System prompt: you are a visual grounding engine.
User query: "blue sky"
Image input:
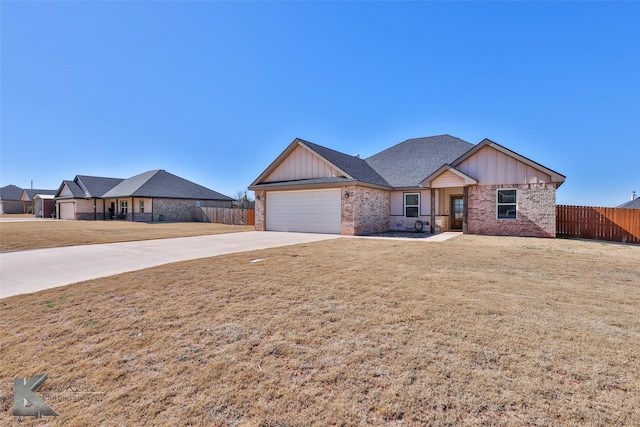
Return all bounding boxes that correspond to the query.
[1,1,638,206]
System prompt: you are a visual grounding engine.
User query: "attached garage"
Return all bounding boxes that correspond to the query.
[266,189,342,234]
[58,202,75,220]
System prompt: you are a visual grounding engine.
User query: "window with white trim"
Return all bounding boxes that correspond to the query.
[405,193,419,218]
[120,201,128,214]
[497,189,517,219]
[139,200,145,213]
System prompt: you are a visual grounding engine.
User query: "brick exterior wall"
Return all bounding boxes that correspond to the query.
[152,198,231,222]
[467,183,557,238]
[254,191,265,231]
[342,186,390,235]
[74,199,99,220]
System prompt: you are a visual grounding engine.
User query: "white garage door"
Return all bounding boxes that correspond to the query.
[59,202,75,220]
[266,189,342,234]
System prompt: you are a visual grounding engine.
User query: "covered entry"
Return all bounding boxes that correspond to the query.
[422,165,477,233]
[266,189,342,234]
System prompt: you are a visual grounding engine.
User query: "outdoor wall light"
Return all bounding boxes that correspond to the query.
[344,191,349,198]
[255,195,261,201]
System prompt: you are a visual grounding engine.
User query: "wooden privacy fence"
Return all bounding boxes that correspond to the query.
[195,207,255,226]
[556,205,640,244]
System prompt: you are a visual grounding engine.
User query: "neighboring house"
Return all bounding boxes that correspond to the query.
[617,193,640,209]
[55,170,233,221]
[249,135,566,237]
[0,185,25,214]
[21,189,57,217]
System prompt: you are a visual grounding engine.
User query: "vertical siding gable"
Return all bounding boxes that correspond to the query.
[458,146,550,185]
[264,146,343,182]
[59,184,73,197]
[431,170,466,188]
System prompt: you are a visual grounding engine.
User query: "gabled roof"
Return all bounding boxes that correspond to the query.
[618,197,640,209]
[22,189,57,200]
[365,135,474,188]
[102,170,233,200]
[76,175,125,197]
[54,175,124,199]
[421,165,478,187]
[301,140,391,187]
[251,134,566,191]
[250,138,390,189]
[55,180,86,198]
[0,185,24,201]
[452,138,566,185]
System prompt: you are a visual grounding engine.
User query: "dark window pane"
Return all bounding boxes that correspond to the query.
[498,204,517,219]
[406,207,419,217]
[498,190,516,204]
[405,194,419,206]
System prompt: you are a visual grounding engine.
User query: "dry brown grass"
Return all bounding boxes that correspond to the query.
[0,220,252,252]
[1,235,639,426]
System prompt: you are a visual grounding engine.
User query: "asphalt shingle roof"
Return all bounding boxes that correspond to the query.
[102,170,233,200]
[365,135,475,188]
[76,175,125,197]
[301,140,391,187]
[57,180,86,198]
[23,189,57,199]
[0,185,24,200]
[618,197,640,209]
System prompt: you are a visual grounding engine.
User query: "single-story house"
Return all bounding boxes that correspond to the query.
[55,169,233,221]
[0,185,25,214]
[21,189,57,217]
[248,135,566,237]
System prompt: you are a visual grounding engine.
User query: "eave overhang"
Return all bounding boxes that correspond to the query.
[249,177,391,192]
[420,165,478,188]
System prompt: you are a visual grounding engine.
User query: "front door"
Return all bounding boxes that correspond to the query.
[450,196,464,230]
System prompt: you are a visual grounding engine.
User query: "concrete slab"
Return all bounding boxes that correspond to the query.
[0,231,340,299]
[1,230,461,300]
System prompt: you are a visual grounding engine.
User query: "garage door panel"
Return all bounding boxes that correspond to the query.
[59,202,74,220]
[266,190,341,234]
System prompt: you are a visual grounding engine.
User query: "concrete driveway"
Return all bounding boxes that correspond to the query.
[0,231,340,299]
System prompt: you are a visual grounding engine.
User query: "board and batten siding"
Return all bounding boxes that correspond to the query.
[457,146,550,185]
[265,145,344,182]
[431,170,466,188]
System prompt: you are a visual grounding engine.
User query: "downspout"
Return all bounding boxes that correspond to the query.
[132,197,135,221]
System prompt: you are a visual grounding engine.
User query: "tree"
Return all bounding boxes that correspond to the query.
[233,190,255,209]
